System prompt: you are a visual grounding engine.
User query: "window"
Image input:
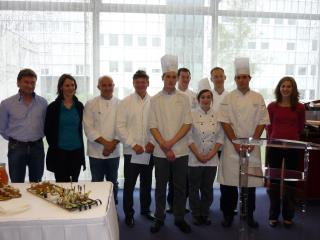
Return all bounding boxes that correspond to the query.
[124,34,133,46]
[109,34,118,46]
[124,61,132,72]
[248,42,256,49]
[286,42,295,50]
[274,18,283,24]
[311,65,317,76]
[300,89,306,100]
[261,42,269,49]
[298,66,307,75]
[138,36,147,46]
[109,61,118,72]
[152,68,161,73]
[152,37,161,47]
[312,40,318,51]
[287,19,296,25]
[310,89,315,100]
[261,18,270,24]
[76,65,84,75]
[285,64,295,75]
[100,34,104,46]
[41,68,49,75]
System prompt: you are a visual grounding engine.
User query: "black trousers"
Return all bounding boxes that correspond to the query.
[54,148,83,182]
[266,147,299,221]
[154,156,188,222]
[123,154,154,217]
[220,184,256,218]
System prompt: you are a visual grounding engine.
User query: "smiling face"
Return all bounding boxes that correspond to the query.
[133,77,149,97]
[199,91,213,110]
[98,76,114,99]
[178,70,191,91]
[17,76,36,95]
[211,68,226,89]
[162,71,177,92]
[280,80,293,99]
[61,78,76,98]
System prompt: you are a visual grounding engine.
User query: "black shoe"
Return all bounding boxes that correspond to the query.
[247,217,259,228]
[268,219,278,228]
[283,219,293,229]
[125,216,135,228]
[166,207,173,214]
[185,208,190,213]
[221,215,233,228]
[192,216,202,226]
[174,220,192,233]
[141,212,155,221]
[233,209,238,215]
[150,220,164,233]
[201,216,212,225]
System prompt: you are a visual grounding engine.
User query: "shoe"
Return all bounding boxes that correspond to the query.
[247,217,259,228]
[283,219,293,229]
[174,220,192,233]
[125,216,135,228]
[201,216,212,225]
[233,209,238,215]
[192,216,202,226]
[166,207,173,214]
[268,219,278,228]
[141,212,155,221]
[185,208,190,213]
[150,220,163,233]
[221,215,233,228]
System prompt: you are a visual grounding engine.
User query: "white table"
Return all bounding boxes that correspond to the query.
[0,182,119,240]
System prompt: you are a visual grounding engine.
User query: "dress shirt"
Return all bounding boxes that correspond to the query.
[188,107,224,167]
[0,92,47,141]
[149,89,192,158]
[83,96,120,159]
[116,92,154,155]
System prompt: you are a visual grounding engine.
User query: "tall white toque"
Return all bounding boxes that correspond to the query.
[161,54,178,74]
[234,57,250,76]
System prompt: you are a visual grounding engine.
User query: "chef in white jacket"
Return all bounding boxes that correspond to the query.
[116,70,155,228]
[217,58,270,228]
[83,75,120,204]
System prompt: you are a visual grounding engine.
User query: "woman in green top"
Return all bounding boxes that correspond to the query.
[45,74,85,182]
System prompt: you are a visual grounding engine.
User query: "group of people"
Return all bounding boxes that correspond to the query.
[0,55,305,234]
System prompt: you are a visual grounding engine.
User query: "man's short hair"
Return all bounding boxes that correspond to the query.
[133,70,149,81]
[17,68,37,81]
[210,67,224,75]
[177,67,191,77]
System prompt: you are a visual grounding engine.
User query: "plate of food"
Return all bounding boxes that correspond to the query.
[0,182,21,201]
[27,181,102,211]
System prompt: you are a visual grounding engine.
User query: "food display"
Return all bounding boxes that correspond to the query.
[0,182,22,201]
[27,181,102,211]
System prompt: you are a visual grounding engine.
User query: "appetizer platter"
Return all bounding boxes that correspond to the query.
[27,181,102,211]
[0,182,22,201]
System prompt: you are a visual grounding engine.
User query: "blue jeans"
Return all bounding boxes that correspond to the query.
[89,157,120,204]
[7,139,45,183]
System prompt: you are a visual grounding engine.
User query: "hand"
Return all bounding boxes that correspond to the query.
[145,142,154,154]
[104,140,116,153]
[166,149,176,162]
[132,144,144,154]
[233,143,241,153]
[160,140,174,152]
[102,148,111,157]
[196,154,207,163]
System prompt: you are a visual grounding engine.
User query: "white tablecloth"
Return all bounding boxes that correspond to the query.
[0,182,119,240]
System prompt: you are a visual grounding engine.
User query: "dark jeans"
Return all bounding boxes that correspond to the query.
[154,155,188,222]
[266,147,299,221]
[123,154,154,217]
[188,166,217,217]
[54,148,83,182]
[89,157,120,204]
[8,139,44,183]
[220,184,256,218]
[167,167,189,209]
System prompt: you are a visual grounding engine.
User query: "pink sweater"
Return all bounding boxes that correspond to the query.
[267,102,305,140]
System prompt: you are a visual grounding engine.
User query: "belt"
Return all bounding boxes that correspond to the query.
[9,137,42,146]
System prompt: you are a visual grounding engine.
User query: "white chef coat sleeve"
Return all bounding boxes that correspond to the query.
[217,94,231,124]
[216,122,225,145]
[148,97,158,129]
[257,95,270,126]
[83,100,102,142]
[116,99,135,147]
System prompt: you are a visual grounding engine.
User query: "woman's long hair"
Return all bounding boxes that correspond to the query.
[274,76,299,110]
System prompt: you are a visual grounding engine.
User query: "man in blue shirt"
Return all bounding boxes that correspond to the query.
[0,69,47,183]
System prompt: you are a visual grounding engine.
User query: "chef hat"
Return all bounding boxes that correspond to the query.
[161,54,178,74]
[234,57,250,76]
